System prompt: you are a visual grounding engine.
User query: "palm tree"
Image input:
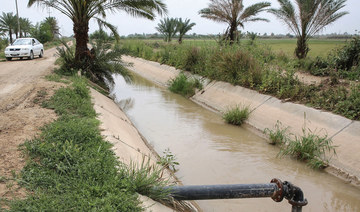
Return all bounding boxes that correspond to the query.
[19,18,32,37]
[199,0,271,44]
[156,17,178,42]
[269,0,348,59]
[28,0,167,64]
[176,18,196,44]
[0,12,17,43]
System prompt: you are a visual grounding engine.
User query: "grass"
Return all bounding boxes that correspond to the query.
[222,105,250,126]
[265,121,336,169]
[168,73,202,97]
[3,76,171,211]
[279,127,336,169]
[264,121,290,145]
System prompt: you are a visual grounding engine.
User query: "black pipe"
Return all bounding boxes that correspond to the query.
[161,179,307,211]
[166,183,278,200]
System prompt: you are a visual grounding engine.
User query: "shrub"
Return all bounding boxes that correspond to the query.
[279,127,336,169]
[223,105,250,126]
[264,121,289,145]
[157,148,180,172]
[212,48,262,88]
[168,73,202,97]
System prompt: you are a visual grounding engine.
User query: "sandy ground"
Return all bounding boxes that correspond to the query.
[0,48,62,201]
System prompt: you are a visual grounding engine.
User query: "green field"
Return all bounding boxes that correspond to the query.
[149,38,348,58]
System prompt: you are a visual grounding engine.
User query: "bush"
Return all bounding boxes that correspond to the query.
[264,121,289,145]
[212,48,262,88]
[168,73,202,97]
[279,127,336,169]
[223,105,250,126]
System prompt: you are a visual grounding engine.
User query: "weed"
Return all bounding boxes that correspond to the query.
[127,157,172,201]
[223,105,250,126]
[264,121,290,145]
[157,149,180,172]
[168,73,202,97]
[279,127,336,169]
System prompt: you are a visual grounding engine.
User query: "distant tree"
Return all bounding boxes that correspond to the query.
[31,21,52,43]
[0,12,17,43]
[269,0,348,59]
[156,17,178,42]
[176,18,196,44]
[199,0,271,44]
[44,17,60,39]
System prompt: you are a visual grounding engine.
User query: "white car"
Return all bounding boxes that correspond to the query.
[4,38,44,61]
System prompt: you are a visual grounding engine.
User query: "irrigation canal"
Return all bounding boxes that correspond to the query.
[110,73,360,212]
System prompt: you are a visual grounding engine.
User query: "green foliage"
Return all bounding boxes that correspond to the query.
[157,149,180,172]
[168,73,202,97]
[264,121,289,145]
[30,22,53,43]
[309,84,360,120]
[304,37,360,80]
[223,105,250,126]
[279,127,336,169]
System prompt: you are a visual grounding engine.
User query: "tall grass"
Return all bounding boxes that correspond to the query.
[266,121,336,169]
[222,105,250,126]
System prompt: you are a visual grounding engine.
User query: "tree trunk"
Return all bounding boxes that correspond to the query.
[9,29,13,43]
[228,23,237,45]
[73,20,90,65]
[295,35,309,59]
[178,36,183,44]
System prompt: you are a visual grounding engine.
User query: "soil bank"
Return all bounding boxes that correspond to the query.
[122,55,360,187]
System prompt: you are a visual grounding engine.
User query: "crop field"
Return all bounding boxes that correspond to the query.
[181,38,347,58]
[137,38,348,58]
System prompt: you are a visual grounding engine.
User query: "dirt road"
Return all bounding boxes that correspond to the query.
[0,47,61,200]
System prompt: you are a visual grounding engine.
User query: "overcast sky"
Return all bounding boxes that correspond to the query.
[2,0,360,37]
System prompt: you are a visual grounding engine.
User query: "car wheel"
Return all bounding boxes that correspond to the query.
[28,51,34,60]
[6,57,12,61]
[19,57,23,60]
[39,50,44,58]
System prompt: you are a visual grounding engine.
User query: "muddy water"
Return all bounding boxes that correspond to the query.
[111,74,360,212]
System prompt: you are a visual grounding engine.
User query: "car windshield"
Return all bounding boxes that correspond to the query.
[12,39,32,45]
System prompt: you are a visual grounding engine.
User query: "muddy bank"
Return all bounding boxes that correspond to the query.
[122,55,360,187]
